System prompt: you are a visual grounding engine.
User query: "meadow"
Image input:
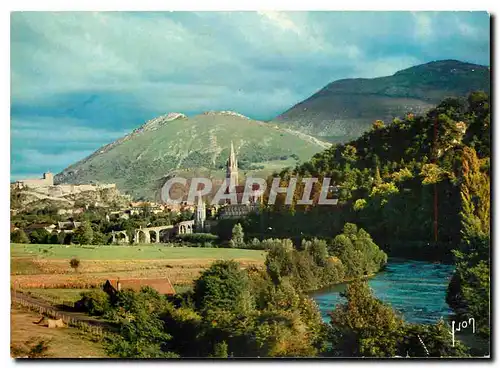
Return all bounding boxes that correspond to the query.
[11,243,266,304]
[11,243,266,261]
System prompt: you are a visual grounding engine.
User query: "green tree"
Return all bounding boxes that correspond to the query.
[303,238,329,267]
[73,221,94,245]
[447,146,490,338]
[11,229,29,243]
[29,229,50,244]
[229,223,245,248]
[341,145,357,163]
[372,120,385,130]
[77,289,110,315]
[193,260,252,315]
[329,281,405,357]
[210,341,229,358]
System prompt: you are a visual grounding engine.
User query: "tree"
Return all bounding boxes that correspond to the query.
[459,147,490,244]
[91,231,109,245]
[265,240,295,285]
[303,238,329,267]
[70,257,80,272]
[229,223,245,248]
[210,341,229,358]
[77,289,110,315]
[329,224,387,278]
[104,288,177,358]
[73,221,94,245]
[353,199,367,211]
[29,229,50,244]
[329,280,404,357]
[11,229,29,243]
[193,260,252,315]
[341,145,357,163]
[372,120,385,130]
[447,146,490,338]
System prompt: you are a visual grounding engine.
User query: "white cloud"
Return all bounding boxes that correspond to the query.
[258,11,302,34]
[412,12,434,41]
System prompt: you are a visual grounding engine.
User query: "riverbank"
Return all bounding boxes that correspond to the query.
[310,258,455,325]
[381,241,456,264]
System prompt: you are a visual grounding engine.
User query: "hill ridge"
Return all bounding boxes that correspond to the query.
[55,113,329,200]
[274,59,490,142]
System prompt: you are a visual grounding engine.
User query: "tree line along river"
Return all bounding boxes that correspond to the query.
[310,258,455,324]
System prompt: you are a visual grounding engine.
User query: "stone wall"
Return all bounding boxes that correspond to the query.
[16,172,54,188]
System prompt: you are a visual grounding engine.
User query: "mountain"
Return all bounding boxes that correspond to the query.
[273,60,490,142]
[55,111,329,200]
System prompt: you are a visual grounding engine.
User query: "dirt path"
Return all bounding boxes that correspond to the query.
[11,305,106,358]
[11,291,111,329]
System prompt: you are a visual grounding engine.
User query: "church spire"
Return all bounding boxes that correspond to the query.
[226,141,239,189]
[229,141,236,167]
[195,190,206,232]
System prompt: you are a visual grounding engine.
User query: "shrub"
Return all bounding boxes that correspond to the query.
[69,258,80,272]
[11,229,29,243]
[11,338,52,358]
[248,238,264,250]
[77,289,111,316]
[176,233,219,244]
[229,224,245,248]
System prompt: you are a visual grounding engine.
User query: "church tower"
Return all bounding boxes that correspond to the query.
[195,191,206,232]
[226,141,239,189]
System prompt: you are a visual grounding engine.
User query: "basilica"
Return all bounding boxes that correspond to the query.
[195,142,262,229]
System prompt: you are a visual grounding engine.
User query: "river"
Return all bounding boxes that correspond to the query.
[310,258,455,324]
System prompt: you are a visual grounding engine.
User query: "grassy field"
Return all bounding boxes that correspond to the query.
[19,288,94,305]
[12,243,266,261]
[10,243,266,355]
[11,243,266,290]
[11,305,106,358]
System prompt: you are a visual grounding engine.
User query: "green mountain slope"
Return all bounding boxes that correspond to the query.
[274,60,490,142]
[55,111,329,200]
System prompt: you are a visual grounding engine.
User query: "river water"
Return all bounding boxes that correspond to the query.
[310,258,455,324]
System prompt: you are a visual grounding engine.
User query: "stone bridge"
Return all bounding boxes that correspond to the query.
[134,225,175,244]
[176,220,194,235]
[111,220,195,245]
[111,230,129,244]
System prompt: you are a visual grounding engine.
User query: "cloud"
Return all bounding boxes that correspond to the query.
[10,11,490,179]
[412,12,434,41]
[11,148,95,177]
[10,116,128,179]
[11,117,129,142]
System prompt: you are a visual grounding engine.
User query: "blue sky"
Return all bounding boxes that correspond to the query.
[10,11,490,181]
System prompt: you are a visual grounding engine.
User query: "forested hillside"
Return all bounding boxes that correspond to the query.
[248,91,489,253]
[249,90,490,341]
